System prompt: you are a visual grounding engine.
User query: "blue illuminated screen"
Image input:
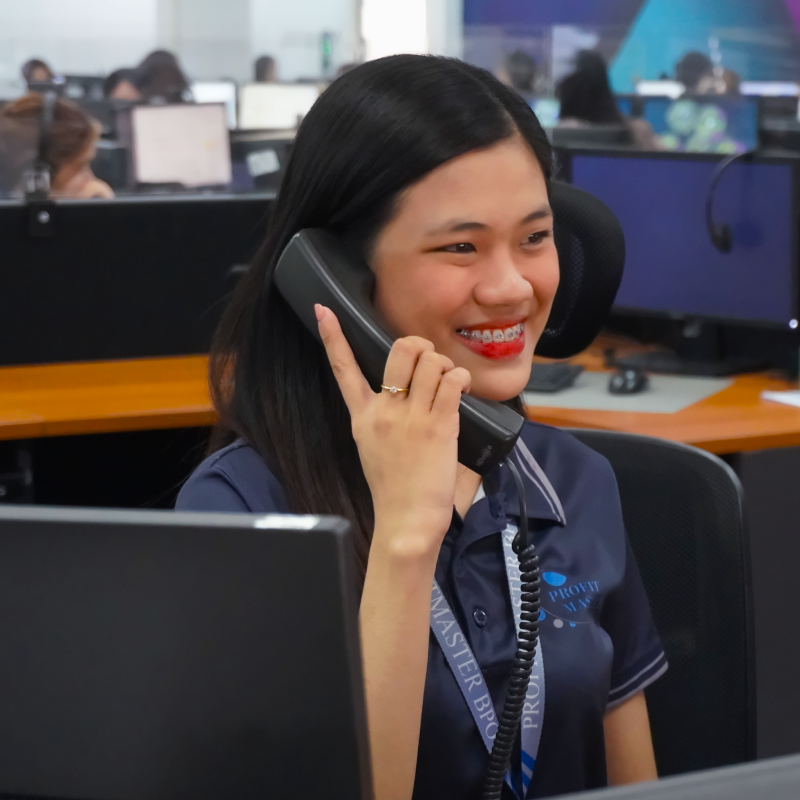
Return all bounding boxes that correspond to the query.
[570,155,796,326]
[641,96,759,154]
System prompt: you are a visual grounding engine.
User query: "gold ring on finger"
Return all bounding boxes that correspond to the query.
[381,384,410,394]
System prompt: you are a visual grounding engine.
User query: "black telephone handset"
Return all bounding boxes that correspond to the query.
[273,229,524,476]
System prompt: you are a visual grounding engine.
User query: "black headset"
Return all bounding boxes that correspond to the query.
[26,88,57,198]
[705,149,754,254]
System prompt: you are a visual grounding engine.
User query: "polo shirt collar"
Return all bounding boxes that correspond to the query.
[491,438,567,528]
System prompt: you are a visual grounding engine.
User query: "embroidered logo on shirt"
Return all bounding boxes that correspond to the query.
[539,572,600,629]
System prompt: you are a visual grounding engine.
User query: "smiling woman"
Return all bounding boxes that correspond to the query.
[176,55,666,800]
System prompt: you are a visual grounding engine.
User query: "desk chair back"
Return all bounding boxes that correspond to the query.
[566,429,755,776]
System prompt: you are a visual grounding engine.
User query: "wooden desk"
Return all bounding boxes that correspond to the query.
[528,372,800,455]
[1,355,799,455]
[0,356,215,441]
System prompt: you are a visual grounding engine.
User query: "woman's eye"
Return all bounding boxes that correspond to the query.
[442,242,476,254]
[524,230,552,247]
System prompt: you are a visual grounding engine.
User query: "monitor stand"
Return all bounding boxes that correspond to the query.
[612,320,768,377]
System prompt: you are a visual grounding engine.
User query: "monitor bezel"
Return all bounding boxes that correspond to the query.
[556,148,800,331]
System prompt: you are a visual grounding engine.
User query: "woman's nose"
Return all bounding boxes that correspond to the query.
[473,250,533,308]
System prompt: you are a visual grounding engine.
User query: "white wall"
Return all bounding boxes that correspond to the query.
[0,0,462,94]
[0,0,157,96]
[250,0,361,81]
[157,0,252,81]
[0,0,361,92]
[361,0,462,62]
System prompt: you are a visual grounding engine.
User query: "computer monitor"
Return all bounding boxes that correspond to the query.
[62,74,106,102]
[568,152,798,330]
[564,753,800,800]
[191,80,238,128]
[640,95,760,153]
[123,102,232,188]
[229,129,294,192]
[239,83,321,130]
[0,193,269,365]
[530,98,560,128]
[76,98,136,138]
[635,79,684,99]
[740,81,800,97]
[0,505,371,800]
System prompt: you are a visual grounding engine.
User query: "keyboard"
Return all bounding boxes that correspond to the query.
[526,362,584,393]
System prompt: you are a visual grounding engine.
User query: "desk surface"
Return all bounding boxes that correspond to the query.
[0,356,214,441]
[0,355,799,454]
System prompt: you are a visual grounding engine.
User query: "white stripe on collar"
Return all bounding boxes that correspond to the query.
[514,438,567,525]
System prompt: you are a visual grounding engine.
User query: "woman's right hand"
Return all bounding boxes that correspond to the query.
[316,304,470,562]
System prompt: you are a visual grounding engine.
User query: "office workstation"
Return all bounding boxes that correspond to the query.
[5,2,800,799]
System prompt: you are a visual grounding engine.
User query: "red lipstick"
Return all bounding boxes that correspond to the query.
[456,321,526,360]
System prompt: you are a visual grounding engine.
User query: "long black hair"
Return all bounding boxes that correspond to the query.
[209,55,552,578]
[558,51,624,125]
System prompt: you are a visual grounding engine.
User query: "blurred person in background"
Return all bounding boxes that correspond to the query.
[697,67,741,96]
[135,50,191,103]
[21,58,55,87]
[675,51,714,93]
[497,50,537,98]
[254,55,278,82]
[104,68,141,101]
[558,51,661,150]
[0,94,113,199]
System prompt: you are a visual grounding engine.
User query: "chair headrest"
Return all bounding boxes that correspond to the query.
[535,181,626,359]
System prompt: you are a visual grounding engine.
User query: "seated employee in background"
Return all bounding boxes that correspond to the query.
[254,54,278,82]
[675,51,714,94]
[696,67,741,96]
[0,95,113,199]
[497,50,538,99]
[177,55,667,800]
[103,68,141,101]
[21,58,55,87]
[135,49,190,103]
[558,51,662,150]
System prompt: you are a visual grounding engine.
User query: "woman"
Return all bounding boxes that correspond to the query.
[103,68,142,101]
[177,55,666,800]
[0,94,113,198]
[135,49,191,104]
[557,51,661,150]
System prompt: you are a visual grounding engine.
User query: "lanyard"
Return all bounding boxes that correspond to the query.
[430,523,545,799]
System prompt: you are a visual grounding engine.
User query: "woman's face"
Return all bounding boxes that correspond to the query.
[371,135,559,402]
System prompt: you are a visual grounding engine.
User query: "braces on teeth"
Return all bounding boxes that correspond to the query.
[458,323,524,344]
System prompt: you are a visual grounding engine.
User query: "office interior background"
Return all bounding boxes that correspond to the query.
[4,1,800,798]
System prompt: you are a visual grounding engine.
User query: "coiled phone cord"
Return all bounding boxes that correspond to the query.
[482,458,541,800]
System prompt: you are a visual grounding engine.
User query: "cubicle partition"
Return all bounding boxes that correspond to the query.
[0,193,270,366]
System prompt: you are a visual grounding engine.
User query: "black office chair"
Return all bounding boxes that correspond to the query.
[566,429,755,776]
[537,180,626,359]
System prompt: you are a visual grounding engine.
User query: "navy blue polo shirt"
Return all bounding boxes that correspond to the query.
[176,421,667,799]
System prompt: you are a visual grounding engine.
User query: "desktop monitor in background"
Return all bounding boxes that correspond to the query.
[568,152,797,331]
[239,83,321,130]
[641,96,759,153]
[62,74,105,102]
[740,81,800,98]
[530,98,560,128]
[191,80,238,128]
[635,80,684,98]
[0,505,371,800]
[126,103,232,188]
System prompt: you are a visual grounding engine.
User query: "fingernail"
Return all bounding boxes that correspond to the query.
[314,303,326,321]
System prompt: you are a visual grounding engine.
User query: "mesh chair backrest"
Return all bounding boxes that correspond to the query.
[537,182,626,359]
[566,429,755,776]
